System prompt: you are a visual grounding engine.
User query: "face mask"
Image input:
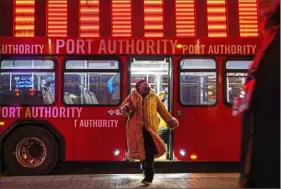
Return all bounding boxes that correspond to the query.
[144,87,150,93]
[140,86,151,95]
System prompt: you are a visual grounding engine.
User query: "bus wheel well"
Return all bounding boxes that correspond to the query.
[1,121,65,162]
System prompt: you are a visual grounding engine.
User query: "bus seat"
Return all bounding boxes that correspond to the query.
[41,86,54,104]
[89,91,99,104]
[78,86,91,104]
[64,74,81,96]
[25,91,44,105]
[84,88,92,104]
[79,86,86,104]
[181,75,201,105]
[64,92,74,104]
[1,91,23,105]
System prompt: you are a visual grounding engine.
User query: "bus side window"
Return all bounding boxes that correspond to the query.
[0,60,56,106]
[225,60,251,104]
[63,60,121,105]
[179,59,217,106]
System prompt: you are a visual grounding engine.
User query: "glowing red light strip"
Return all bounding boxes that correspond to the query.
[14,0,35,37]
[47,0,67,37]
[176,0,196,37]
[79,0,99,37]
[144,0,163,37]
[207,0,227,37]
[238,0,259,37]
[112,0,131,37]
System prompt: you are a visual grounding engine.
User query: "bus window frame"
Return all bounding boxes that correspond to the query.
[178,57,218,107]
[160,75,168,91]
[223,56,254,107]
[62,56,123,107]
[0,56,58,107]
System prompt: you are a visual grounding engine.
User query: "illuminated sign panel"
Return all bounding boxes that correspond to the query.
[79,0,99,37]
[11,0,261,38]
[238,0,259,37]
[207,0,227,37]
[14,0,35,37]
[175,0,196,37]
[47,0,67,37]
[112,0,132,37]
[144,0,164,37]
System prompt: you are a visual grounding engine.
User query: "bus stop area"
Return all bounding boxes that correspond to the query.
[1,173,238,188]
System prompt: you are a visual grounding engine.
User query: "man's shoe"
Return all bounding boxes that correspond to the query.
[141,178,152,186]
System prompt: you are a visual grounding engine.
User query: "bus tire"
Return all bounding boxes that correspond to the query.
[3,126,58,176]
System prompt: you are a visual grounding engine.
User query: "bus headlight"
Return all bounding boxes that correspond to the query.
[114,149,120,156]
[179,149,186,156]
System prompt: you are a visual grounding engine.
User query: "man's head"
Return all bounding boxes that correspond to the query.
[135,79,151,96]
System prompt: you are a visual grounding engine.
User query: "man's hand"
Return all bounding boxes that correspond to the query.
[127,100,134,112]
[168,117,179,130]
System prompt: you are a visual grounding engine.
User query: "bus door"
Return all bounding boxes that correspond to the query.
[172,58,218,161]
[128,57,173,161]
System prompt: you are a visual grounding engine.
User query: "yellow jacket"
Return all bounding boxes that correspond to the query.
[157,90,168,129]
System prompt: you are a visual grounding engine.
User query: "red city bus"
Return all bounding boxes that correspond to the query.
[0,0,262,175]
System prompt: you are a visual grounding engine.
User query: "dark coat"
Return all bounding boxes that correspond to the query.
[240,6,280,188]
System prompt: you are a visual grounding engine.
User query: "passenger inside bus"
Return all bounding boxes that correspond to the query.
[40,80,53,104]
[107,73,120,104]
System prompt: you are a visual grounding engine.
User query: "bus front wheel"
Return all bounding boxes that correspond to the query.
[3,126,58,176]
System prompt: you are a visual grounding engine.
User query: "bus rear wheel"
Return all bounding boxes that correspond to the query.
[3,126,58,176]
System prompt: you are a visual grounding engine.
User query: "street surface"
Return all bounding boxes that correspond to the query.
[1,173,239,188]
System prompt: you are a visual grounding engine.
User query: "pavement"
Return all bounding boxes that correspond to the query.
[0,173,239,188]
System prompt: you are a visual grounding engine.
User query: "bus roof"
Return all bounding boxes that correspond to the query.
[0,37,262,56]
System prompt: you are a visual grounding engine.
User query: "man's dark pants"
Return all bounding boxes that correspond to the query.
[140,127,156,182]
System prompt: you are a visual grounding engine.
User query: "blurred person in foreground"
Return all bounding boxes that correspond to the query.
[233,0,280,188]
[120,80,179,186]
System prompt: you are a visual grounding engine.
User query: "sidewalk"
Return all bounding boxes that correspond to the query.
[0,173,239,188]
